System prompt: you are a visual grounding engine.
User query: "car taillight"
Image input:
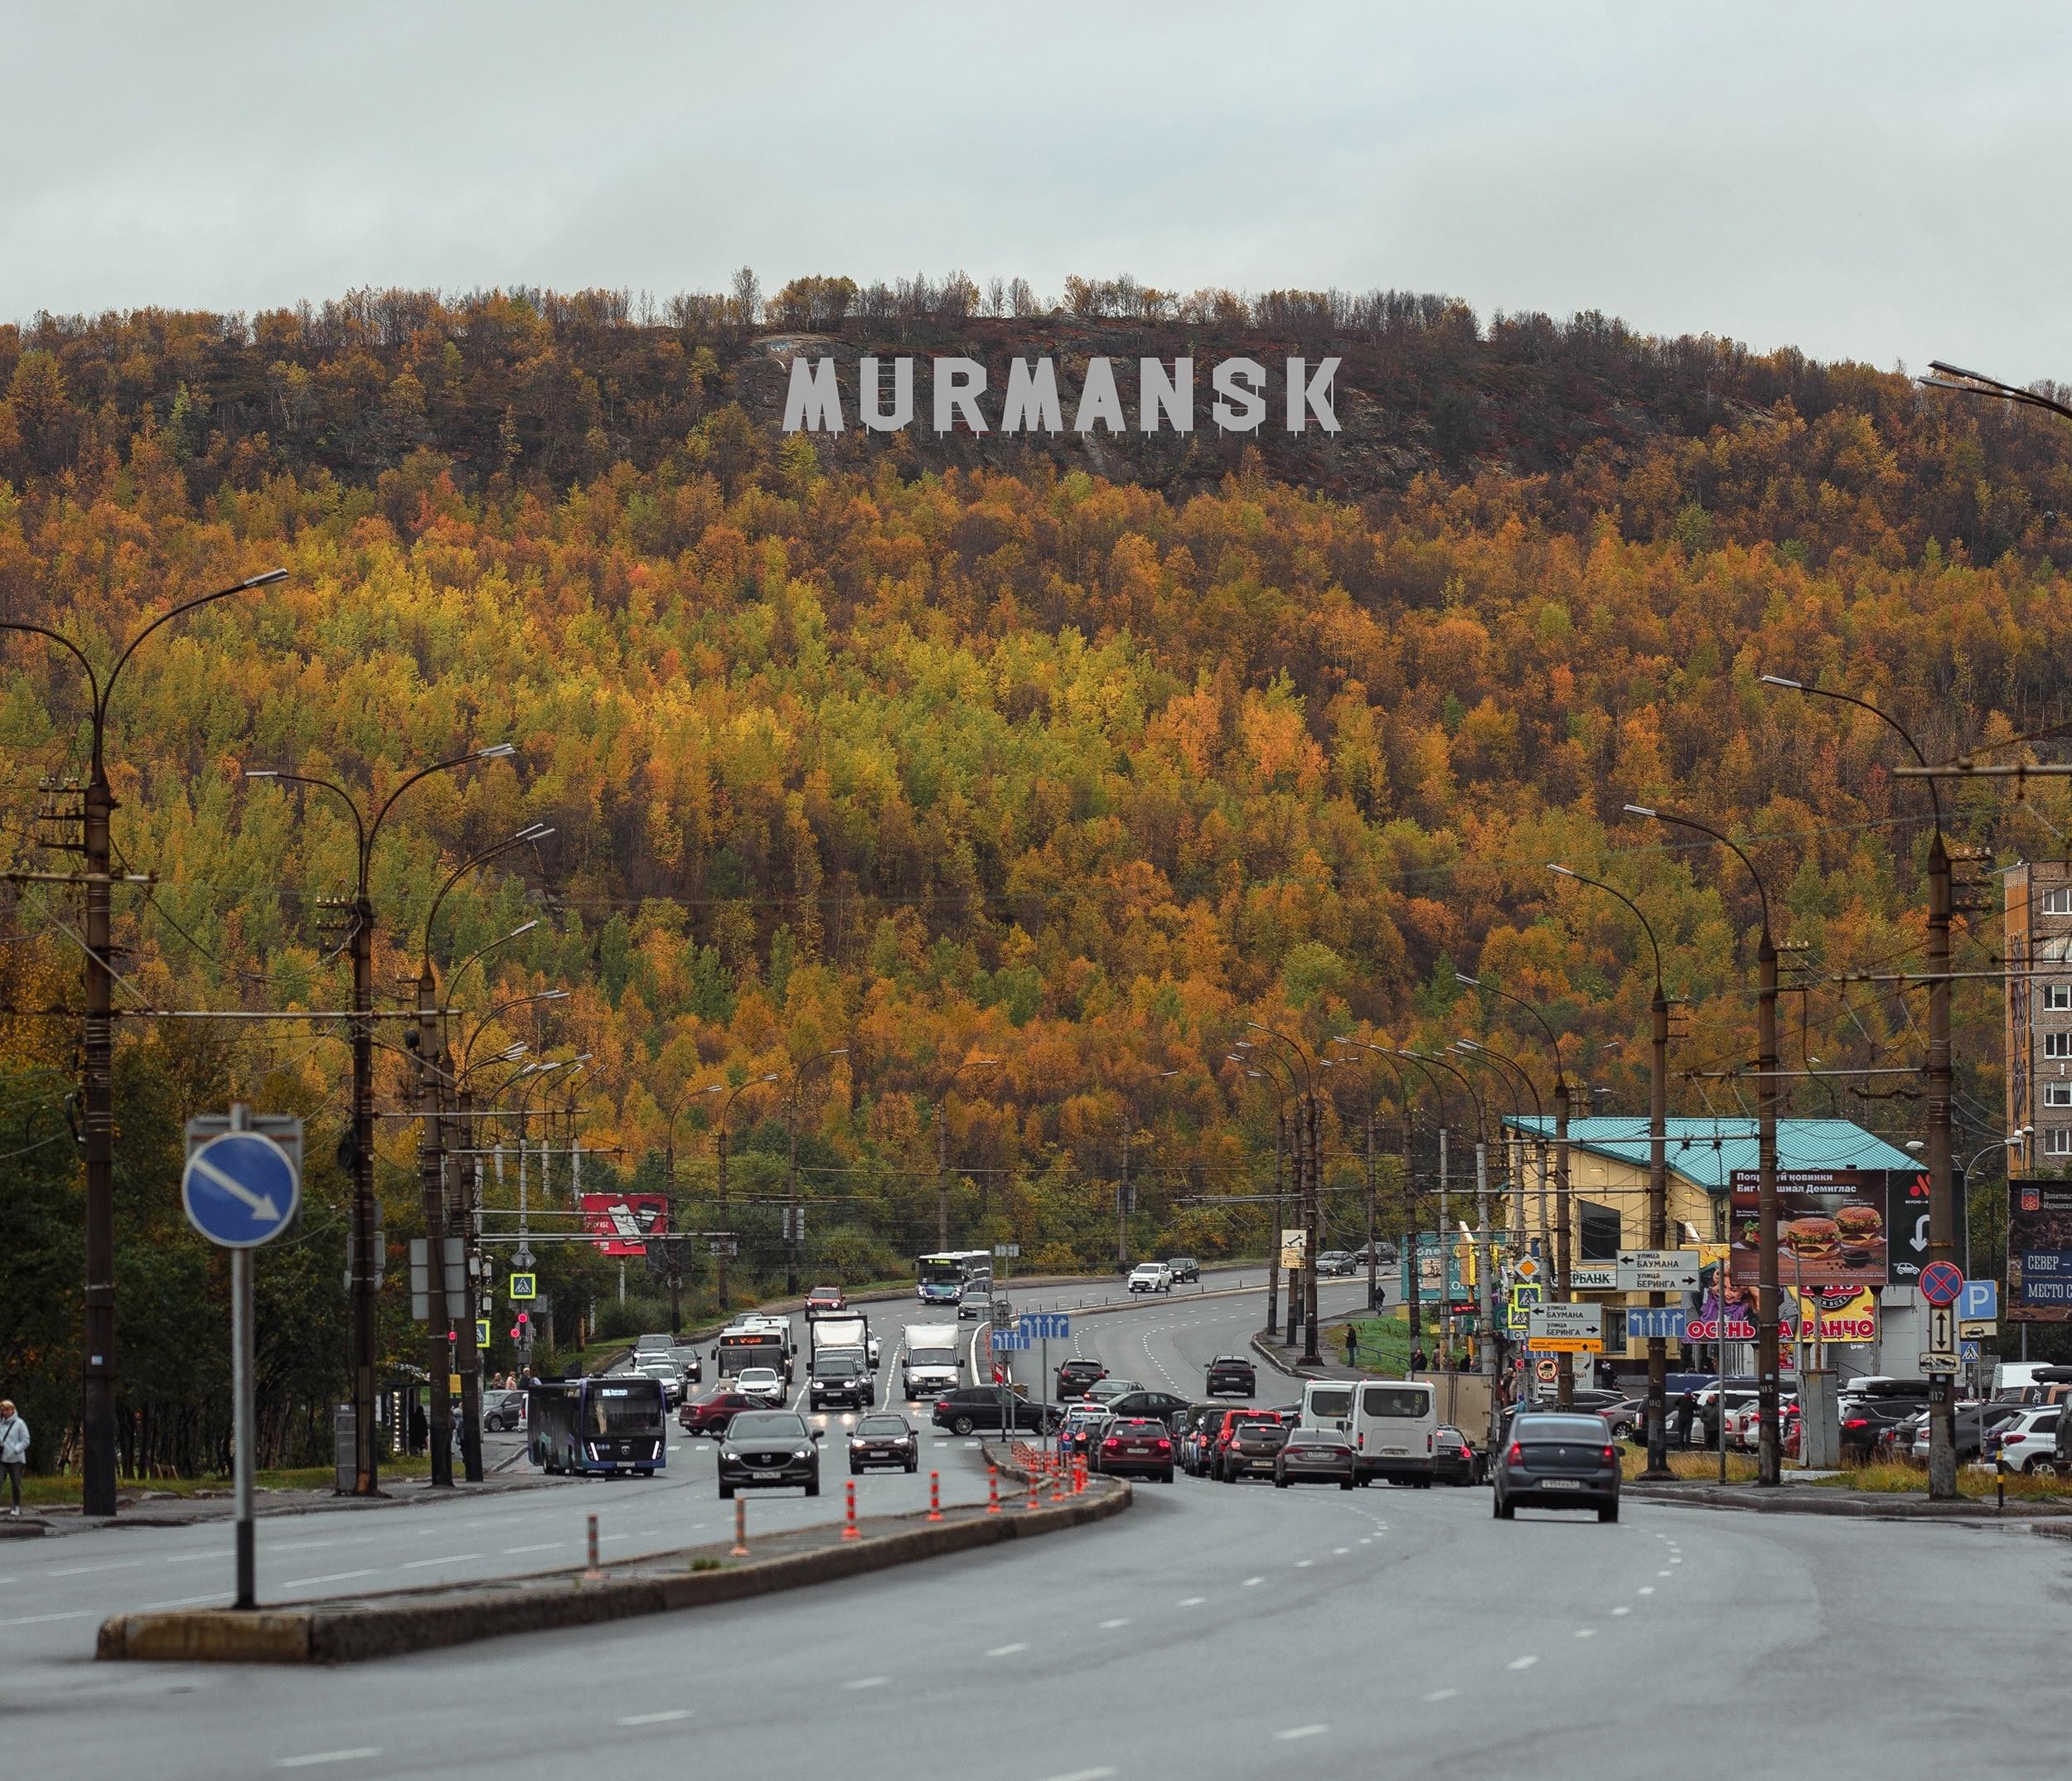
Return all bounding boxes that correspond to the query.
[1602,1446,1616,1463]
[1843,1418,1868,1429]
[1155,1439,1170,1451]
[1103,1438,1121,1451]
[1506,1441,1523,1464]
[935,1400,951,1414]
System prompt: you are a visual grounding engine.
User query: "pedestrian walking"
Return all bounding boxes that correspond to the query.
[1411,1344,1429,1373]
[1673,1392,1695,1449]
[0,1399,28,1516]
[1343,1326,1358,1367]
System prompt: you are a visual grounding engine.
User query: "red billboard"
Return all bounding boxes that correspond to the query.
[580,1192,669,1256]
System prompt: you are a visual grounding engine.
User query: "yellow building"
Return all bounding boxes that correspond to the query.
[1501,1115,1921,1366]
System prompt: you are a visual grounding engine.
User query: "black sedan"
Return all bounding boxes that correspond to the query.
[1094,1416,1176,1482]
[717,1410,821,1499]
[1275,1427,1357,1489]
[1493,1412,1620,1522]
[848,1412,919,1474]
[1431,1424,1479,1485]
[1205,1356,1256,1397]
[1104,1388,1192,1427]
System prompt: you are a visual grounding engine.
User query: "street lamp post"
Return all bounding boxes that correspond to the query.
[785,1048,850,1296]
[1247,1025,1323,1363]
[1,566,286,1517]
[1549,862,1677,1479]
[664,1082,725,1332]
[1757,674,1965,1498]
[1335,1041,1437,1351]
[248,739,516,1496]
[1452,1040,1536,1401]
[1229,1057,1290,1332]
[1627,801,1784,1488]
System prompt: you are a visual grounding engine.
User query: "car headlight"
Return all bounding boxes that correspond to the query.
[793,1447,811,1460]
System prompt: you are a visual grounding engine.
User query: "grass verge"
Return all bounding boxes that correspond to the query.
[1322,1310,1415,1377]
[19,1454,435,1508]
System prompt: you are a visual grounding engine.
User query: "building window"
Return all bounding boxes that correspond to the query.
[2049,984,2072,1011]
[2049,1084,2072,1109]
[2048,1129,2072,1157]
[2047,1033,2072,1060]
[2045,888,2072,916]
[1579,1199,1622,1262]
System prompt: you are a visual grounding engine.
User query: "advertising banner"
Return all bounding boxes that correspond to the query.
[2010,1181,2072,1322]
[580,1192,669,1256]
[1729,1166,1902,1290]
[1402,1232,1464,1305]
[1789,1285,1878,1344]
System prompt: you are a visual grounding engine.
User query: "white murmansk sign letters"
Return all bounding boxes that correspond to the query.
[782,355,1342,435]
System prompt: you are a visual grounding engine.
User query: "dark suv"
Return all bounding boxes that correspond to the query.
[931,1386,1061,1436]
[1206,1356,1256,1397]
[717,1410,821,1498]
[1219,1416,1289,1482]
[1166,1256,1201,1284]
[809,1354,874,1411]
[1057,1358,1108,1399]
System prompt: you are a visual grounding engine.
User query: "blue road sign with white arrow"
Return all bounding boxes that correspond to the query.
[183,1132,300,1248]
[1020,1313,1070,1341]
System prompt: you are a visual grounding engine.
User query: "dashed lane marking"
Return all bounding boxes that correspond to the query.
[402,1553,482,1569]
[1422,1689,1460,1702]
[1028,1769,1116,1781]
[1637,1587,1654,1595]
[278,1753,382,1770]
[988,1642,1028,1657]
[1242,1575,1264,1587]
[843,1677,888,1691]
[280,1570,376,1589]
[1612,1607,1631,1616]
[1294,1559,1313,1568]
[47,1561,142,1577]
[617,1711,690,1725]
[1573,1629,1595,1638]
[1508,1656,1539,1671]
[1179,1596,1206,1606]
[1276,1725,1329,1741]
[503,1543,559,1555]
[0,1609,92,1628]
[1099,1617,1130,1629]
[1333,1546,1349,1555]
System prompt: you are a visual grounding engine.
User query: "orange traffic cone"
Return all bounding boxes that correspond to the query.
[927,1469,944,1522]
[986,1463,1001,1514]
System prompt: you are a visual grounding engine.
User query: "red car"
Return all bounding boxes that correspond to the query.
[1095,1416,1176,1483]
[804,1285,847,1315]
[680,1390,760,1435]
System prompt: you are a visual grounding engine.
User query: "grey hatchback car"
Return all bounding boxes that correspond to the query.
[1493,1411,1621,1522]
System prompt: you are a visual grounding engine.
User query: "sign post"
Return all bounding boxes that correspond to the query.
[182,1106,302,1612]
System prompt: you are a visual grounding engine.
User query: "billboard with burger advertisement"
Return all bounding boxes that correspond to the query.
[2009,1180,2072,1324]
[1728,1167,1901,1290]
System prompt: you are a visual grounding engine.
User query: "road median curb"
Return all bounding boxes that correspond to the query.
[96,1483,1131,1666]
[1623,1480,2072,1520]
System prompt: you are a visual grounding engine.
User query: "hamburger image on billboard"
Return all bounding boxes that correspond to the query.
[1728,1167,1889,1289]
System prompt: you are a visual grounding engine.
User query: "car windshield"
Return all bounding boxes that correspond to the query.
[728,1413,808,1443]
[814,1358,859,1376]
[1307,1387,1353,1419]
[1516,1416,1612,1442]
[1361,1387,1431,1418]
[587,1382,663,1433]
[855,1417,908,1436]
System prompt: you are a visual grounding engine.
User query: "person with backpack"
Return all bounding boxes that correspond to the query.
[0,1400,28,1515]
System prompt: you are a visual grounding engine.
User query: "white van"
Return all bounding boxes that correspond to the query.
[1303,1378,1435,1484]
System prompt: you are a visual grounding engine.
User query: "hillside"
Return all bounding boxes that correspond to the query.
[3,276,2069,1466]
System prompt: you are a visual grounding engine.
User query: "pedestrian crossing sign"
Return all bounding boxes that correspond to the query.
[509,1272,535,1300]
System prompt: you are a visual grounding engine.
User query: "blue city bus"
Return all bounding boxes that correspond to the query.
[527,1375,668,1476]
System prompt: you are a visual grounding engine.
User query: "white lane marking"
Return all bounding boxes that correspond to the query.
[1333,1546,1349,1555]
[0,1609,92,1627]
[403,1553,483,1569]
[47,1561,142,1577]
[1573,1628,1595,1638]
[843,1677,888,1691]
[278,1753,383,1770]
[280,1570,376,1589]
[1670,1556,1682,1564]
[1637,1586,1654,1596]
[1242,1575,1264,1587]
[163,1550,233,1565]
[987,1642,1028,1657]
[1658,1570,1673,1577]
[1098,1617,1129,1629]
[1612,1606,1631,1616]
[134,1594,230,1611]
[1508,1656,1539,1671]
[617,1710,690,1725]
[1423,1688,1460,1702]
[1276,1725,1329,1741]
[503,1543,559,1555]
[1294,1559,1314,1569]
[1178,1595,1206,1607]
[1029,1769,1116,1781]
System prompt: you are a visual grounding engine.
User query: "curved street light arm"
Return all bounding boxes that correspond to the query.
[1758,676,1943,831]
[104,572,286,737]
[244,768,367,865]
[1547,863,1665,994]
[1452,970,1566,1087]
[1624,804,1774,946]
[368,743,516,851]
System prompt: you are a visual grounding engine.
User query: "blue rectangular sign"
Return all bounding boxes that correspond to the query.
[1019,1313,1070,1341]
[1625,1306,1688,1340]
[2020,1250,2072,1306]
[990,1329,1032,1350]
[1958,1279,1997,1321]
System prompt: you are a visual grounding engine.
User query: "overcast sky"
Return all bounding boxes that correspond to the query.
[7,3,2069,382]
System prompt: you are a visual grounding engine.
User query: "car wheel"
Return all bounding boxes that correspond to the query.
[806,1478,821,1498]
[1599,1502,1620,1523]
[1496,1496,1514,1520]
[952,1415,975,1435]
[719,1482,734,1499]
[1339,1478,1354,1491]
[2026,1458,2059,1476]
[1163,1469,1175,1483]
[849,1463,861,1476]
[906,1459,917,1474]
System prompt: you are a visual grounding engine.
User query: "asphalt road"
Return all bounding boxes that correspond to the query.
[6,1274,2069,1779]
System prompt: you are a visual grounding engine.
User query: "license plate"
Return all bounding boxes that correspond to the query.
[1381,1446,1407,1455]
[1540,1478,1583,1490]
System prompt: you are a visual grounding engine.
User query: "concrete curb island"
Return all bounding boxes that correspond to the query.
[1623,1480,2072,1521]
[97,1479,1132,1665]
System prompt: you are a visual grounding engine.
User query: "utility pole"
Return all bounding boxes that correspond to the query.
[1304,1090,1321,1363]
[414,961,453,1488]
[1925,830,1958,1498]
[1646,983,1671,1476]
[2,568,285,1520]
[450,1081,483,1481]
[1117,1117,1130,1270]
[1365,1108,1378,1313]
[936,1102,949,1254]
[1266,1097,1284,1333]
[1554,1072,1574,1410]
